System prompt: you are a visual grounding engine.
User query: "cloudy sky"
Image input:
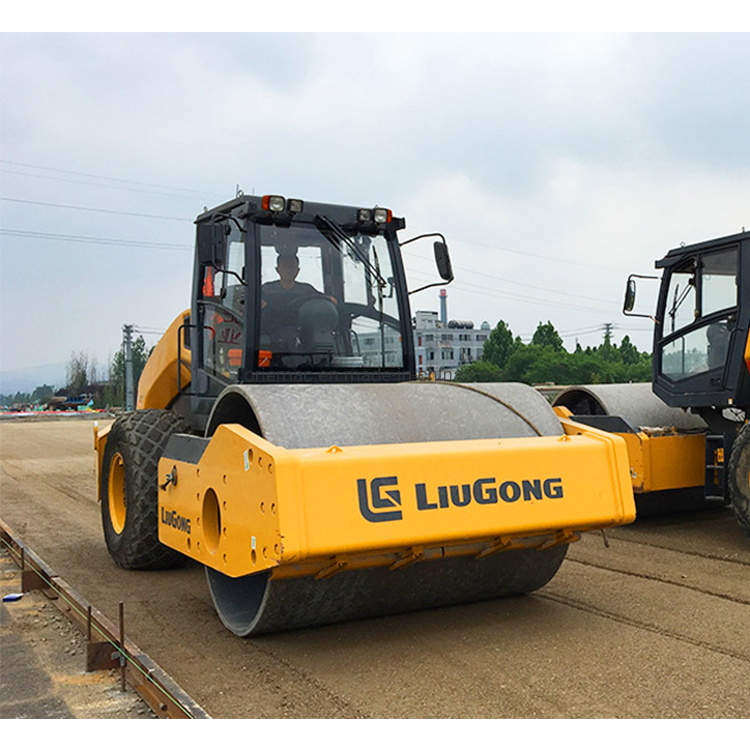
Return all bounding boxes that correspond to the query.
[1,28,749,389]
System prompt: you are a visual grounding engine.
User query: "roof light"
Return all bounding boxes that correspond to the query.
[358,208,373,223]
[373,207,392,224]
[262,195,286,212]
[287,198,304,214]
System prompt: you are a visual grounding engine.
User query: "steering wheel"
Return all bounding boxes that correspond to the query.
[284,293,331,313]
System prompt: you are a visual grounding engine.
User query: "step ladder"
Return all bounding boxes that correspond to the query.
[704,433,728,505]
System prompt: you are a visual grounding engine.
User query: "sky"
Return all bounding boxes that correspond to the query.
[1,22,749,391]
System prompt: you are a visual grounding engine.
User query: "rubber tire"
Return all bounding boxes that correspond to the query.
[101,409,189,569]
[727,423,750,538]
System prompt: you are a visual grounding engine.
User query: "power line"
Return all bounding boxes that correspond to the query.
[555,324,610,336]
[0,166,216,202]
[457,236,617,272]
[408,267,620,316]
[0,228,192,252]
[403,232,618,273]
[406,253,615,306]
[0,196,189,221]
[0,160,211,198]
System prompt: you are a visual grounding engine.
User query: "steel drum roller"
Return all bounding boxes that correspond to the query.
[553,383,707,431]
[205,381,569,636]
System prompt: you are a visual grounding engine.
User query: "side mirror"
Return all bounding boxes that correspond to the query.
[434,241,454,282]
[402,232,454,295]
[197,223,227,268]
[622,273,659,319]
[623,278,637,312]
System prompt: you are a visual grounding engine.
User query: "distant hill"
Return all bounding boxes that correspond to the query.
[0,362,67,395]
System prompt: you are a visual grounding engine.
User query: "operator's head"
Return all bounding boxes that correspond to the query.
[276,253,299,284]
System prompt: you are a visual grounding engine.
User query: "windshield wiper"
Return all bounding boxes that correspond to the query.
[314,215,388,289]
[668,280,695,332]
[315,214,390,367]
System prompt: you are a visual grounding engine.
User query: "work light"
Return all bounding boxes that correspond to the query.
[262,195,286,212]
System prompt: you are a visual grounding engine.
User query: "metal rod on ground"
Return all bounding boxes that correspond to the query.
[119,602,126,692]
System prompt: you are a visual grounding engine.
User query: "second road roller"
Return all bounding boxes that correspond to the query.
[554,230,750,539]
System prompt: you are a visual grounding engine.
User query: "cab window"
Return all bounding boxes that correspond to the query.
[199,222,246,382]
[659,247,738,381]
[701,249,737,317]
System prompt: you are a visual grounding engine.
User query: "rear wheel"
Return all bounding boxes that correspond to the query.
[727,423,750,538]
[101,409,189,568]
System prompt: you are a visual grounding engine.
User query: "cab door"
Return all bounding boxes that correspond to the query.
[197,219,247,391]
[654,244,741,408]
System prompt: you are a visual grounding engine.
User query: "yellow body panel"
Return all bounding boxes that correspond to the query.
[158,421,636,579]
[93,421,112,500]
[136,311,192,410]
[618,431,705,493]
[554,406,705,494]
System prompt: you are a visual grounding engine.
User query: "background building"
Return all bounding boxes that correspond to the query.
[413,290,491,379]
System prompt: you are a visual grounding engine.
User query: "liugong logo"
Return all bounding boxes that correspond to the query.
[160,507,192,533]
[357,477,403,522]
[358,475,563,523]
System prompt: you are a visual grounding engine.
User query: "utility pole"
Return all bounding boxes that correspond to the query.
[123,324,135,411]
[602,322,614,345]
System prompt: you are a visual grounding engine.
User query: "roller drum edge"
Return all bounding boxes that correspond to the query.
[206,544,569,636]
[553,382,706,431]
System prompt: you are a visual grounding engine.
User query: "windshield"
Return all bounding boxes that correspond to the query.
[258,222,405,370]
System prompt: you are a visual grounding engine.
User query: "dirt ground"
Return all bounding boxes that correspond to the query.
[0,549,154,719]
[1,416,748,720]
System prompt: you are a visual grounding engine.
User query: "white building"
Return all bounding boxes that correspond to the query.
[412,291,491,379]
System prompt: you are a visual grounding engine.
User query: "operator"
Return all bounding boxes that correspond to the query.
[261,252,336,349]
[707,319,730,369]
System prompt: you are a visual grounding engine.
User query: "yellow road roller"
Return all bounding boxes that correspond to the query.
[554,230,750,539]
[95,194,635,636]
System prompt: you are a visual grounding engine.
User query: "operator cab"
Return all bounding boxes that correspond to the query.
[625,231,750,411]
[190,194,452,410]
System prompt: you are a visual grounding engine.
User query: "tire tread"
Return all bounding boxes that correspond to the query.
[727,423,750,538]
[101,409,189,569]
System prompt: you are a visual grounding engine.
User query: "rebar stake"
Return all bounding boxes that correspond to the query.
[119,602,126,692]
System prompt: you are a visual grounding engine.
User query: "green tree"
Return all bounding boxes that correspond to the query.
[531,321,564,351]
[501,333,652,386]
[482,320,520,369]
[1,391,31,407]
[31,384,55,404]
[454,360,503,382]
[105,336,151,407]
[619,335,640,366]
[503,345,546,383]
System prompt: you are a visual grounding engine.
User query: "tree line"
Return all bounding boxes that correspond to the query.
[1,337,151,410]
[3,321,652,409]
[455,320,652,385]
